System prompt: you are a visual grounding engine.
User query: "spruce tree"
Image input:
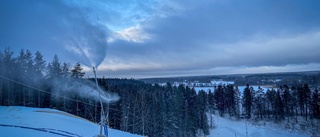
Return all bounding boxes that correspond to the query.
[303,84,311,120]
[71,62,85,79]
[282,85,292,118]
[197,90,209,135]
[243,84,252,118]
[214,85,225,116]
[234,86,241,118]
[254,86,265,119]
[47,55,62,80]
[312,88,319,119]
[275,90,284,121]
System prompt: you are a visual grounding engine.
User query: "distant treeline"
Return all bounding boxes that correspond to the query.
[0,48,319,136]
[141,71,320,87]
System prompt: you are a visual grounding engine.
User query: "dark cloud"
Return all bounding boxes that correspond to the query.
[1,0,320,78]
[104,0,320,77]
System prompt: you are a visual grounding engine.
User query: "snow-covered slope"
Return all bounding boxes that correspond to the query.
[0,106,142,137]
[210,114,310,137]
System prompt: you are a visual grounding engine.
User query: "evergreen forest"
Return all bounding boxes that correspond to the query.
[0,48,319,137]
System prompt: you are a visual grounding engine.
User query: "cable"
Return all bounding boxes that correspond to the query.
[0,75,97,107]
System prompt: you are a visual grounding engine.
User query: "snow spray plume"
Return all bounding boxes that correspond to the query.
[51,78,120,104]
[0,0,109,68]
[65,24,109,68]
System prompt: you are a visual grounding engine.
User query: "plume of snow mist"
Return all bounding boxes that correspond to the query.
[65,24,109,68]
[51,78,120,104]
[1,0,110,68]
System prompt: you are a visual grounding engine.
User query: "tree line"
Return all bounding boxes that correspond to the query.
[0,48,211,136]
[0,47,319,136]
[206,83,320,121]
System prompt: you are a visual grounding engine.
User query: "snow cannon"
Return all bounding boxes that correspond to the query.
[93,66,107,137]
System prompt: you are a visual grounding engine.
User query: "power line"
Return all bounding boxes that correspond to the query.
[0,74,98,107]
[0,75,122,110]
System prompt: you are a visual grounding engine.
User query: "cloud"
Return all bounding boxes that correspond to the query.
[99,0,320,77]
[1,0,320,78]
[109,25,151,43]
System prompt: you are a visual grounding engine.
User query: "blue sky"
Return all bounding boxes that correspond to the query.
[1,0,320,78]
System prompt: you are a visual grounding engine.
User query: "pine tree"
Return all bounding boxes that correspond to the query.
[282,85,292,119]
[17,49,27,106]
[266,89,276,118]
[275,89,284,121]
[61,63,70,79]
[14,49,35,106]
[173,86,184,137]
[214,85,225,116]
[290,86,299,122]
[197,90,209,135]
[24,50,34,80]
[47,55,62,80]
[25,50,35,106]
[188,88,199,136]
[34,51,46,75]
[0,48,16,106]
[298,85,305,116]
[234,86,241,118]
[253,86,265,119]
[208,89,215,112]
[46,55,63,109]
[225,84,233,116]
[298,84,312,120]
[0,50,3,105]
[312,88,319,119]
[303,84,311,121]
[70,62,85,79]
[243,84,252,118]
[207,89,216,128]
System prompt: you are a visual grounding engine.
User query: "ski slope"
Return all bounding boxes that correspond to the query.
[210,114,310,137]
[0,106,142,137]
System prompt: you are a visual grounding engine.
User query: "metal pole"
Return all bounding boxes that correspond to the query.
[93,66,106,137]
[246,117,248,137]
[106,100,109,123]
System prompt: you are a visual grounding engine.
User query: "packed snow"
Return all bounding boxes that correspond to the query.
[210,114,310,137]
[0,106,142,137]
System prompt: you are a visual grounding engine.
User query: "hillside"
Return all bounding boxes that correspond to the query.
[0,106,142,137]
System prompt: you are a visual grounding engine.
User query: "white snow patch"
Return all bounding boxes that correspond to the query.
[210,114,310,137]
[0,106,142,137]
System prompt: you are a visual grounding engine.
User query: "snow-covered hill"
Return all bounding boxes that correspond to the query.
[210,114,311,137]
[0,106,314,137]
[0,106,142,137]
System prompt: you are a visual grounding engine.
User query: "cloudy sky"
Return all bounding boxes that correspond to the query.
[1,0,320,78]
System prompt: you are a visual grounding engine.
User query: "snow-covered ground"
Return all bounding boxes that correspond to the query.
[0,106,142,137]
[210,114,310,137]
[0,106,313,137]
